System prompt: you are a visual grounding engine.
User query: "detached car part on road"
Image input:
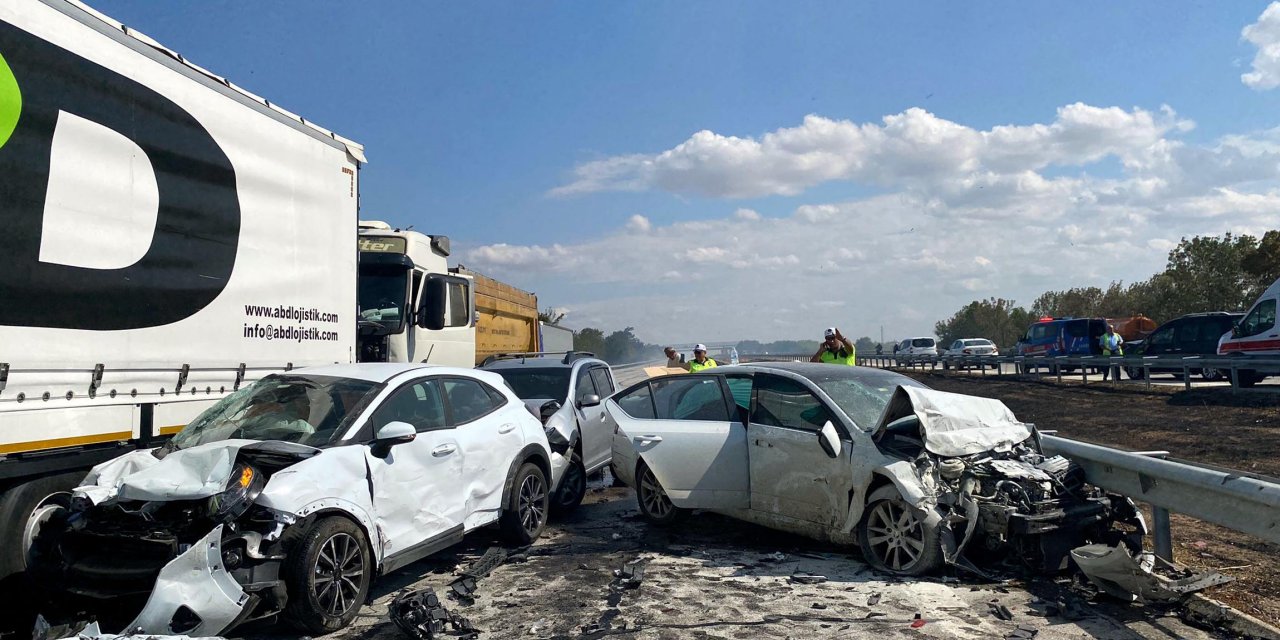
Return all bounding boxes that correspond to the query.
[34,364,553,636]
[480,352,618,514]
[607,363,1145,576]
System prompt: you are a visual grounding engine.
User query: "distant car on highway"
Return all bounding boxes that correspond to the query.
[942,338,998,369]
[604,363,1140,576]
[1125,312,1242,381]
[481,352,617,513]
[1015,317,1106,374]
[893,337,938,363]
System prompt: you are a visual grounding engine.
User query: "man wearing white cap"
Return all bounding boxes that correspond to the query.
[688,344,718,372]
[811,327,856,366]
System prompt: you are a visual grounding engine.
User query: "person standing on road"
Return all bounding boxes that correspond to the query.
[812,327,856,365]
[688,344,718,372]
[664,346,687,370]
[1099,324,1124,381]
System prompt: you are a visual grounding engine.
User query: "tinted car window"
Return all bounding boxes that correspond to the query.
[1064,321,1088,338]
[574,367,598,404]
[911,338,934,348]
[1241,299,1277,337]
[443,378,501,425]
[615,383,656,419]
[753,375,833,432]
[373,379,447,433]
[652,377,729,422]
[491,367,570,401]
[590,367,614,396]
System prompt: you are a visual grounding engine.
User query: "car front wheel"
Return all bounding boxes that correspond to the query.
[551,451,587,515]
[283,517,372,634]
[857,486,942,576]
[501,462,549,545]
[635,462,684,525]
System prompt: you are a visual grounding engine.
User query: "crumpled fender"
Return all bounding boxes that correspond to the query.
[841,461,943,533]
[252,447,379,560]
[125,525,250,636]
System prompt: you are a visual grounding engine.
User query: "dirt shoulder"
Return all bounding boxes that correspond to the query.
[897,370,1280,627]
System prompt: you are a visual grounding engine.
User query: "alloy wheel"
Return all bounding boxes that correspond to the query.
[23,491,70,569]
[864,500,927,572]
[518,473,547,535]
[557,461,586,507]
[639,467,673,519]
[312,532,364,616]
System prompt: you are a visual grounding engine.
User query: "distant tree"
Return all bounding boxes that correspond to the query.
[1242,230,1280,292]
[573,327,606,355]
[538,307,565,325]
[854,336,876,354]
[604,327,646,364]
[737,339,765,354]
[935,297,1030,350]
[1160,233,1260,314]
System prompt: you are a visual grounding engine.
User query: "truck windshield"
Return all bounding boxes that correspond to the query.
[359,266,409,333]
[168,375,380,450]
[490,368,571,401]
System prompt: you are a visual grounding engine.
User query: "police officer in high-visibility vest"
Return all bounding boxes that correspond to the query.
[812,327,856,365]
[1099,324,1124,381]
[688,344,717,372]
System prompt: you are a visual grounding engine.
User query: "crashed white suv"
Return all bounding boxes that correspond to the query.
[37,364,552,636]
[608,363,1143,576]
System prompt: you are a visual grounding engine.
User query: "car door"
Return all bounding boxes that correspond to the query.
[571,366,606,464]
[747,373,854,528]
[442,376,525,529]
[605,375,748,509]
[363,378,465,560]
[583,366,616,471]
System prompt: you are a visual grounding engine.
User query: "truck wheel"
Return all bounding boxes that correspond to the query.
[283,517,373,635]
[0,472,81,580]
[550,451,587,516]
[857,486,942,576]
[501,462,549,545]
[635,461,685,526]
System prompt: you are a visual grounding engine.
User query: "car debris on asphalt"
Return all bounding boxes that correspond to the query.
[389,587,478,640]
[1070,543,1231,603]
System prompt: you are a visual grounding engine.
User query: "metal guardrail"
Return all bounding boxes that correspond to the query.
[845,352,1280,393]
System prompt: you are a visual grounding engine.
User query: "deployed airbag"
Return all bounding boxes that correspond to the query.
[873,386,1033,457]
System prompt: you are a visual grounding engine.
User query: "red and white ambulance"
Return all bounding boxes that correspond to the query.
[1218,277,1280,387]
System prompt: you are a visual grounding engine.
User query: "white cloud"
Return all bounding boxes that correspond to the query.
[1243,2,1280,90]
[734,208,762,220]
[625,214,651,232]
[552,104,1191,200]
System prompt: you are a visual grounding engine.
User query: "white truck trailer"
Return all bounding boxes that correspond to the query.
[0,0,368,590]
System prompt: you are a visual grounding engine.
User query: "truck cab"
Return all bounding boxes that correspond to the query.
[358,221,476,367]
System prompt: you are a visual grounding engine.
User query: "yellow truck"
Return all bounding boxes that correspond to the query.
[454,266,542,365]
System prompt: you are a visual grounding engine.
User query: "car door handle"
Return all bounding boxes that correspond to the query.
[432,444,457,457]
[498,423,516,434]
[635,435,662,443]
[753,439,773,448]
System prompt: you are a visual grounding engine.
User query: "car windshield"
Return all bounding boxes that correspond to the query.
[358,265,408,332]
[912,338,935,348]
[811,371,928,431]
[169,375,381,450]
[491,367,571,401]
[963,339,992,346]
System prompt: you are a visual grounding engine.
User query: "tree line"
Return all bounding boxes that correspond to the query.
[934,230,1279,349]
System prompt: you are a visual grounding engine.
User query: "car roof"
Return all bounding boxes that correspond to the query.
[712,362,919,385]
[481,354,607,370]
[291,363,485,383]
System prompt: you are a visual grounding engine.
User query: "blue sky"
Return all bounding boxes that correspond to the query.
[92,1,1280,342]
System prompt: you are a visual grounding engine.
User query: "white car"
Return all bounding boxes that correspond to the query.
[40,364,552,636]
[481,352,618,513]
[607,363,1142,576]
[893,337,938,363]
[942,338,999,369]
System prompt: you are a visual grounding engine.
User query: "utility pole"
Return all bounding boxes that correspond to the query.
[880,325,884,346]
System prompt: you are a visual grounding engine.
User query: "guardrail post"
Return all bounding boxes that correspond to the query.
[1230,363,1239,395]
[1182,360,1192,391]
[1152,506,1173,562]
[1081,357,1088,384]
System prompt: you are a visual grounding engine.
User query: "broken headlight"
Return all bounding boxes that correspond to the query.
[207,463,265,523]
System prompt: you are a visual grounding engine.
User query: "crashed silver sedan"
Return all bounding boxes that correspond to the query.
[608,363,1144,576]
[34,364,554,636]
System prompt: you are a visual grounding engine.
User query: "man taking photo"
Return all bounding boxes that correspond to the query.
[811,327,856,366]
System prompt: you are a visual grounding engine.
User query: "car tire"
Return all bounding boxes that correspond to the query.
[282,516,373,635]
[635,461,684,526]
[1125,366,1143,380]
[1234,370,1262,388]
[857,486,943,576]
[501,462,549,545]
[550,451,587,516]
[1199,368,1225,382]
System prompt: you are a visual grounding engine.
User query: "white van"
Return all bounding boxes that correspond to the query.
[894,337,939,363]
[1218,277,1279,387]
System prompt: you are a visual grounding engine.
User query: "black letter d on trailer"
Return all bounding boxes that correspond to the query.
[0,20,240,330]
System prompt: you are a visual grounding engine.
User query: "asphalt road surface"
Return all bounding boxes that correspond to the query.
[301,480,1223,640]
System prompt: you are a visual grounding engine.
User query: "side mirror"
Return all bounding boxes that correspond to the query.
[1232,325,1240,338]
[818,421,841,458]
[419,277,448,331]
[539,400,562,424]
[372,421,416,457]
[577,394,601,408]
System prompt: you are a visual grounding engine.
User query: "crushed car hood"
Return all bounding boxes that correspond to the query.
[873,386,1033,457]
[76,439,321,505]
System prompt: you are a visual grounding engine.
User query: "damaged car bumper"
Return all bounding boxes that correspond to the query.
[125,525,254,636]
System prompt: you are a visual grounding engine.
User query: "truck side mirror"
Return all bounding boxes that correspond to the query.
[419,277,447,331]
